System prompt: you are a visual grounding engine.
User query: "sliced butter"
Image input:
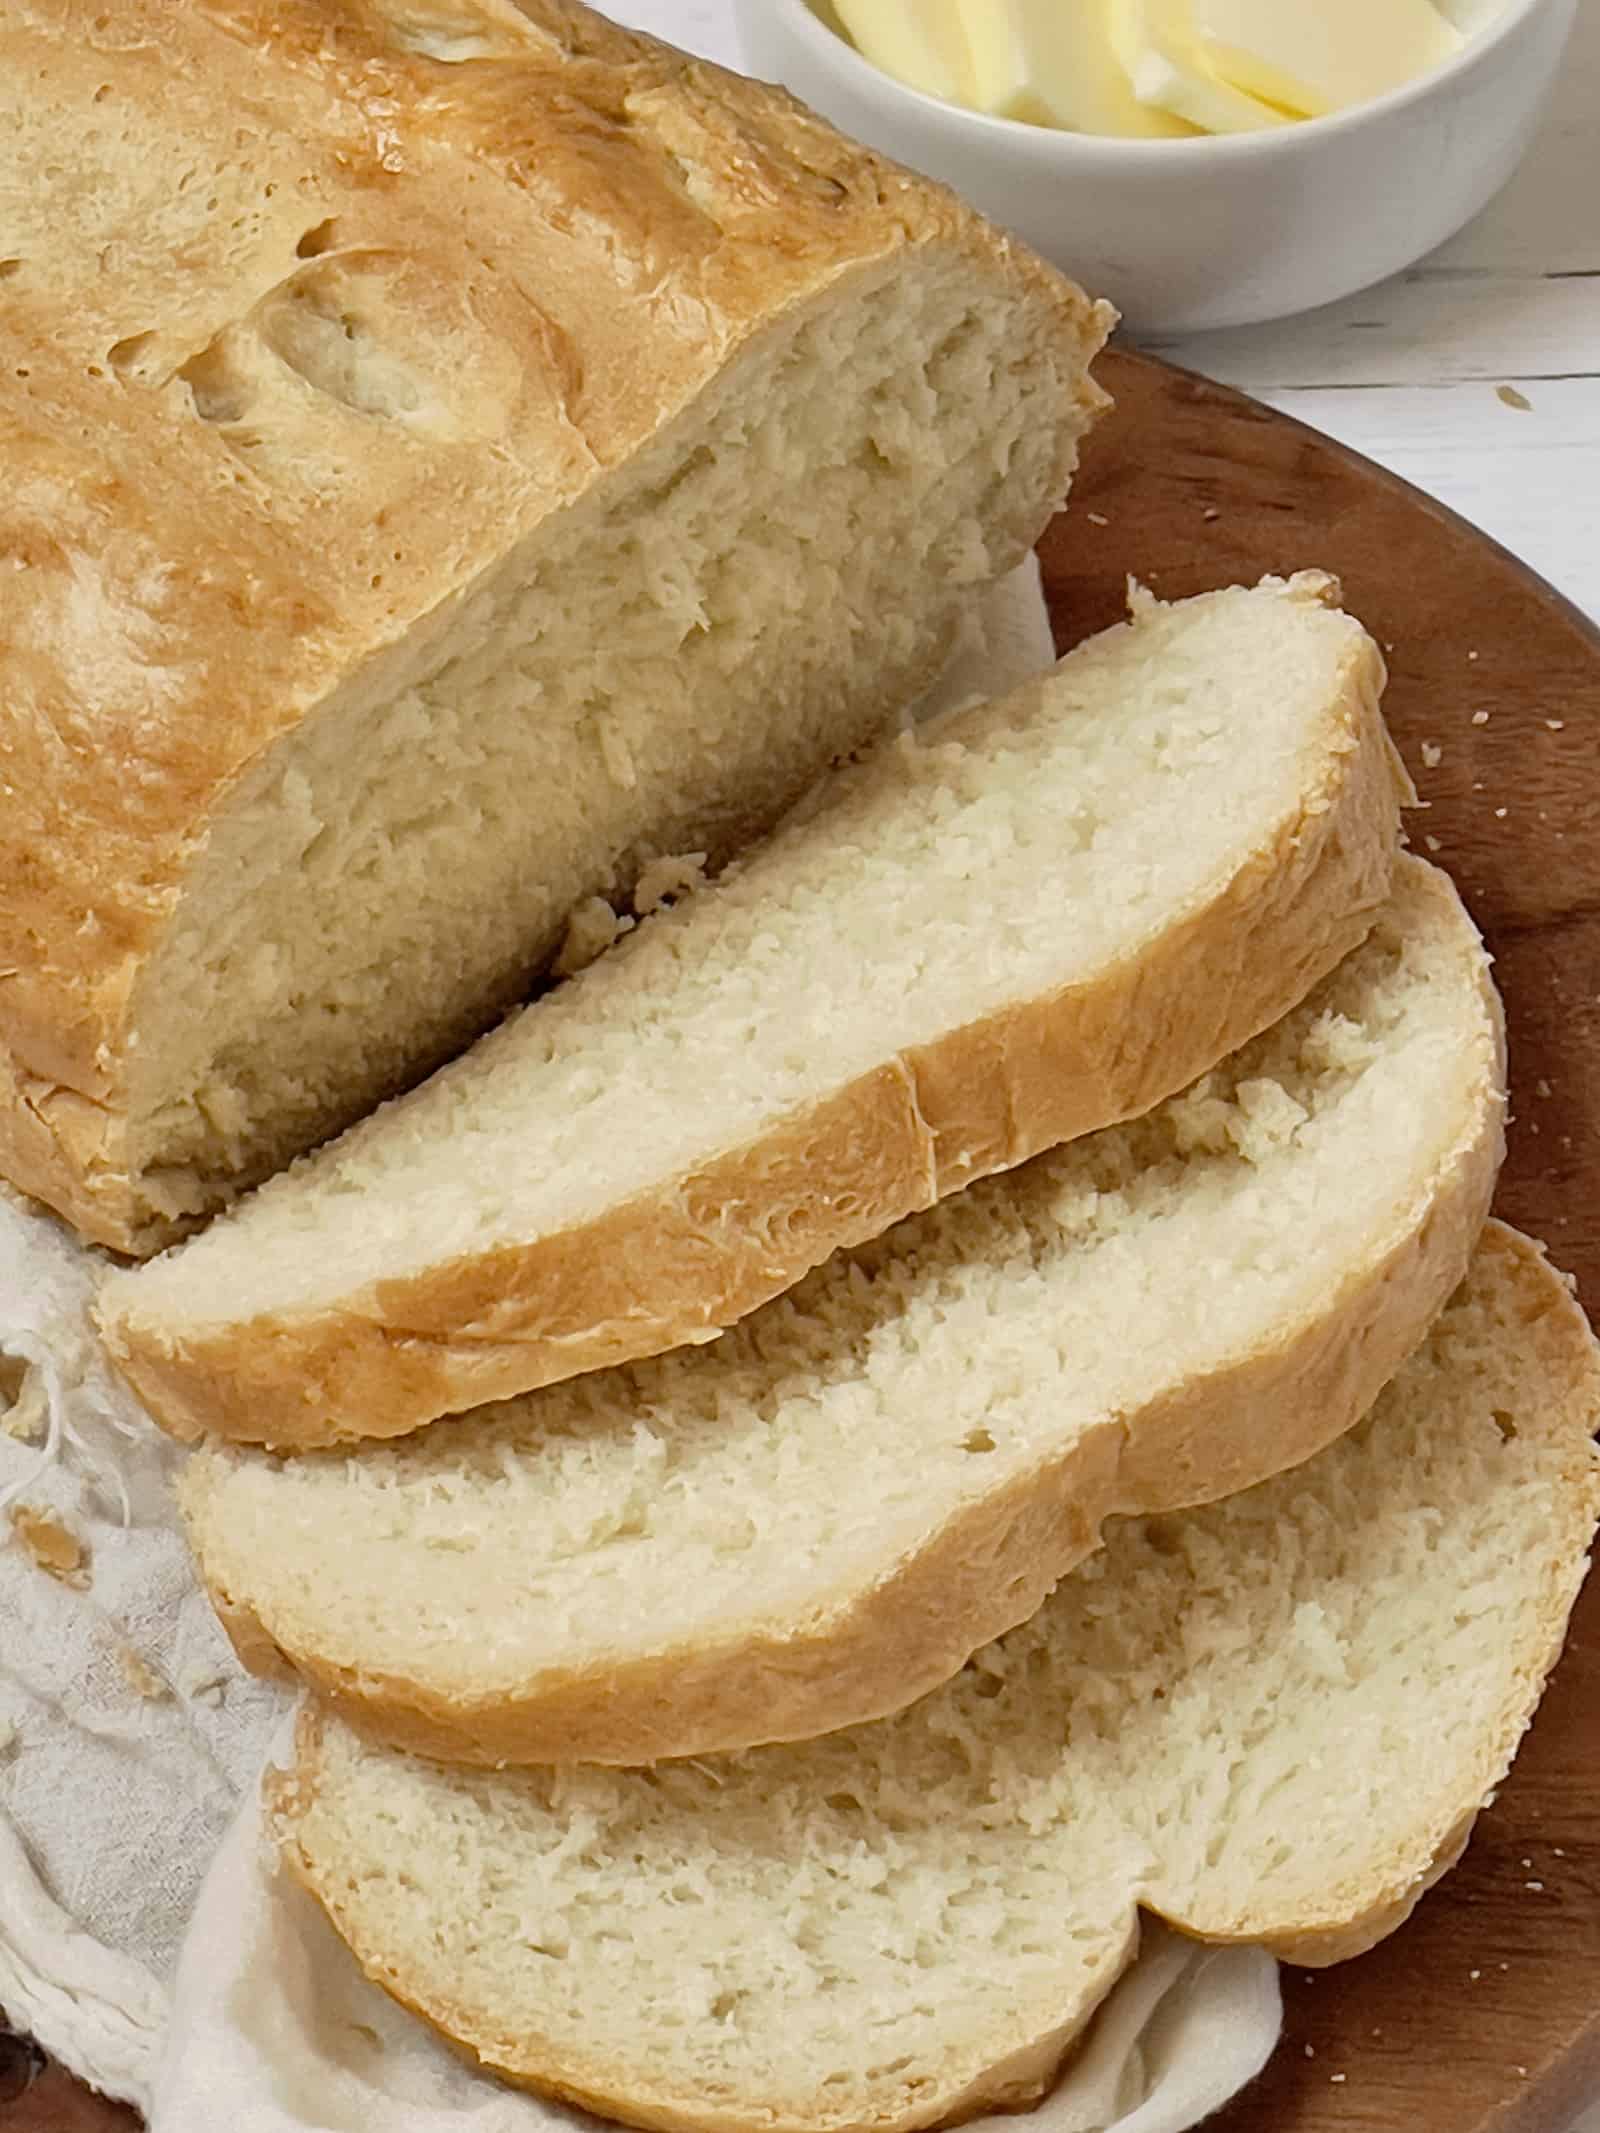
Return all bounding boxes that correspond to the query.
[831,0,1030,112]
[1115,0,1293,132]
[1018,0,1195,137]
[1187,0,1464,120]
[829,0,1466,138]
[829,0,973,106]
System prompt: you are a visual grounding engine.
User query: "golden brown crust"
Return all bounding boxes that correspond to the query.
[0,1043,142,1258]
[108,622,1406,1446]
[0,0,1106,1254]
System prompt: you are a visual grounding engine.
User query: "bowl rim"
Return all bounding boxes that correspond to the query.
[744,0,1560,161]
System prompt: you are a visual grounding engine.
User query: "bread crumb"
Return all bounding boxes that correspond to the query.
[634,852,707,917]
[1516,2066,1529,2077]
[1536,1078,1552,1099]
[1494,807,1508,819]
[1202,506,1220,522]
[552,897,633,980]
[597,717,636,790]
[1547,719,1565,731]
[1424,835,1443,853]
[1086,511,1109,527]
[1525,1879,1545,1891]
[1,1360,45,1444]
[1497,385,1533,411]
[1330,2074,1346,2084]
[1420,741,1442,768]
[118,1647,168,1701]
[1470,1968,1481,1980]
[1471,710,1489,726]
[1289,1599,1351,1686]
[1468,650,1479,661]
[1125,577,1159,621]
[1304,2044,1315,2058]
[9,1504,88,1588]
[1554,1847,1566,1857]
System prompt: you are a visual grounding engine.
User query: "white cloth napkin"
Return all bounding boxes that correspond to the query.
[0,1179,290,2103]
[0,562,1285,2133]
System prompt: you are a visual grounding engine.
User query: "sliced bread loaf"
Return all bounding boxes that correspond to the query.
[275,1223,1600,2133]
[2,0,1110,1256]
[183,857,1504,1765]
[105,573,1406,1447]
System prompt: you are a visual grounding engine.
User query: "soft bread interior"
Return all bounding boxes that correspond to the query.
[123,247,1089,1231]
[184,858,1503,1762]
[125,575,1381,1321]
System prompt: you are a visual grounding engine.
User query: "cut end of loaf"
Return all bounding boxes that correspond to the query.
[113,246,1107,1251]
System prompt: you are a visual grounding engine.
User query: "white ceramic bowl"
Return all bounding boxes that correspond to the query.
[733,0,1575,333]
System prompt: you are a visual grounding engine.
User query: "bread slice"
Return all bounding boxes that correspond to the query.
[105,573,1406,1448]
[275,1223,1600,2133]
[183,857,1504,1765]
[0,0,1111,1257]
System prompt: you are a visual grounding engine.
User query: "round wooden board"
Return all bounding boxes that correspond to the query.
[1041,347,1600,2133]
[10,347,1600,2132]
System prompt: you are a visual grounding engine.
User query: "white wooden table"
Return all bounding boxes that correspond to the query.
[617,0,1600,628]
[616,7,1600,2125]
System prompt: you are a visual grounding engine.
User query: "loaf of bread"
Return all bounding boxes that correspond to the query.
[105,574,1407,1446]
[183,857,1504,1765]
[273,1223,1600,2133]
[1,0,1110,1256]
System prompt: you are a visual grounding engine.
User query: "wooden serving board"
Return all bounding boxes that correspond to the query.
[1039,348,1600,2133]
[9,347,1600,2133]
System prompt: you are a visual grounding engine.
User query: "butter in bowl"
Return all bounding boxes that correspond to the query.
[826,0,1466,138]
[735,0,1576,331]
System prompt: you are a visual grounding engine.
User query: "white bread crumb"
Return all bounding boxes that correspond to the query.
[633,853,708,917]
[552,897,633,981]
[119,1647,169,1701]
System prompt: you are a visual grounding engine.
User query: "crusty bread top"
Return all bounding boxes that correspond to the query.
[274,1223,1600,2133]
[0,0,1104,1214]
